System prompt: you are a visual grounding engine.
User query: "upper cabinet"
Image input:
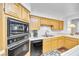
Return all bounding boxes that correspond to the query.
[52,20,59,30]
[4,3,30,22]
[30,15,40,30]
[30,15,64,30]
[4,3,21,18]
[51,20,64,30]
[40,17,64,30]
[21,6,30,22]
[59,21,64,30]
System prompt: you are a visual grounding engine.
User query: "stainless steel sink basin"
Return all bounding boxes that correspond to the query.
[42,35,54,37]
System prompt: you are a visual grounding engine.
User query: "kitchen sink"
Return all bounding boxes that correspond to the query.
[42,35,54,37]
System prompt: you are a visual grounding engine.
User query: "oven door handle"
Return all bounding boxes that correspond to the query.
[9,42,25,50]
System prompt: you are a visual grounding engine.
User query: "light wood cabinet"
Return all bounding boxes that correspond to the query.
[51,20,64,30]
[4,3,21,18]
[57,37,65,48]
[64,37,78,49]
[51,38,58,51]
[4,3,30,22]
[21,7,30,22]
[40,18,48,26]
[51,36,65,51]
[43,39,52,54]
[59,21,64,30]
[43,36,78,54]
[30,16,40,30]
[52,20,59,30]
[39,16,64,30]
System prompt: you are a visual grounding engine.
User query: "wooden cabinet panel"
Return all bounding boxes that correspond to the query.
[40,18,48,26]
[64,37,78,49]
[14,4,21,19]
[21,7,29,22]
[51,20,64,30]
[57,37,65,48]
[43,36,78,54]
[59,21,64,30]
[4,3,21,18]
[53,20,59,30]
[40,17,64,31]
[43,39,52,54]
[30,16,40,30]
[51,39,58,51]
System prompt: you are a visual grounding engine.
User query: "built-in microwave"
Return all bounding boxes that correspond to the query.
[7,17,29,37]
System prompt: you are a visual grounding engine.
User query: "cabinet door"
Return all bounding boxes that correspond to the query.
[40,18,48,26]
[4,3,21,18]
[14,4,21,19]
[30,16,40,30]
[64,37,78,49]
[51,39,58,51]
[43,39,52,54]
[57,37,65,48]
[59,21,64,30]
[53,20,60,30]
[21,7,29,22]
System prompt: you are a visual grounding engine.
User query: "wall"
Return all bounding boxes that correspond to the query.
[62,13,79,34]
[71,19,79,32]
[21,3,31,11]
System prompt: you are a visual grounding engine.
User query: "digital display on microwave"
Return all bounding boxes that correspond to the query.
[7,17,29,36]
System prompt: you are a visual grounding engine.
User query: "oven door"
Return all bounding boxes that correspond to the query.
[8,40,29,56]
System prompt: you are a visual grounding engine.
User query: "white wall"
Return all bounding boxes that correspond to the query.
[21,3,31,11]
[77,22,79,32]
[62,13,79,34]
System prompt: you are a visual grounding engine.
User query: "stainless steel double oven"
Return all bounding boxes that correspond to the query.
[7,17,29,56]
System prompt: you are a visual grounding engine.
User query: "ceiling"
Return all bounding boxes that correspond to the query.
[30,3,79,20]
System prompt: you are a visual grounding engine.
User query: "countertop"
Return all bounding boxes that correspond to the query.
[29,34,79,41]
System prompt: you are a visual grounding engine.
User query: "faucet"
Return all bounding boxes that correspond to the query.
[45,30,49,37]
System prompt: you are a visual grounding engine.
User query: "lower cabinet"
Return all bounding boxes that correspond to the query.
[51,39,58,51]
[43,39,52,54]
[64,37,78,49]
[43,36,78,54]
[57,37,65,48]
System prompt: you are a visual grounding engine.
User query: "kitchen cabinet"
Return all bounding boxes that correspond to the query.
[52,20,59,30]
[51,36,65,51]
[51,20,64,30]
[40,18,54,26]
[4,3,30,22]
[51,38,58,51]
[21,6,30,22]
[64,37,78,49]
[43,37,65,54]
[57,37,65,48]
[30,15,40,30]
[59,21,64,30]
[40,18,48,26]
[43,36,78,54]
[4,3,21,18]
[43,39,52,54]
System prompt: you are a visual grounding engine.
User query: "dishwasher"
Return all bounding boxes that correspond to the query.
[30,40,42,56]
